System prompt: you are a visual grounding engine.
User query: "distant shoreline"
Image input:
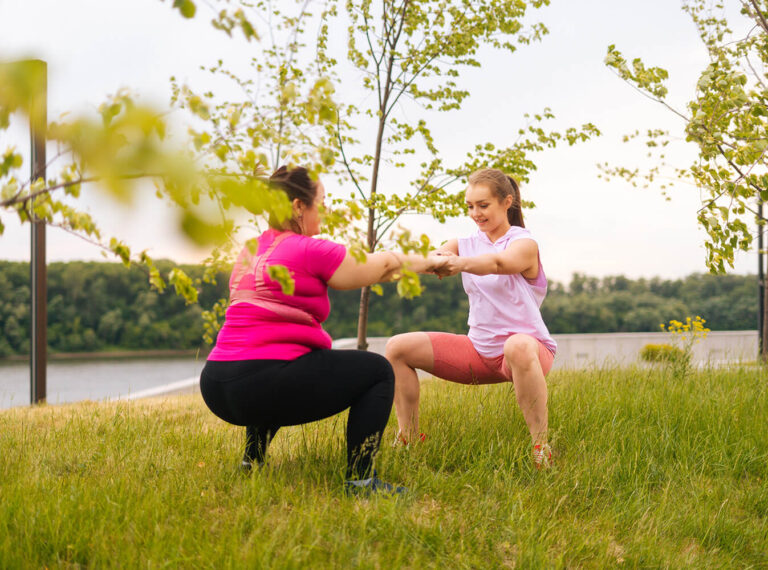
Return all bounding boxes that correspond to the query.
[0,349,209,363]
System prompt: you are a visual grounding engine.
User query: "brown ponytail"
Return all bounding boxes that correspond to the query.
[468,168,525,228]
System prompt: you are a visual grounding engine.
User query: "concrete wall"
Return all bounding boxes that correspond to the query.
[333,331,759,371]
[549,330,758,369]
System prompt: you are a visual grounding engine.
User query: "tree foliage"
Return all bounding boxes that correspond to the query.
[2,1,601,353]
[326,271,757,338]
[602,0,768,273]
[0,260,228,357]
[0,1,341,313]
[328,0,601,347]
[0,61,225,303]
[161,0,601,349]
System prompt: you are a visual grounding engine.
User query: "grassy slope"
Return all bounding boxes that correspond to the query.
[1,366,766,568]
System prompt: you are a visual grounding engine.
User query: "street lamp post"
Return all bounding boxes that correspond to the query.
[759,199,765,362]
[28,60,47,404]
[1,59,49,403]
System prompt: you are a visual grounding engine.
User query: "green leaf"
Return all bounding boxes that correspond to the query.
[396,269,423,300]
[172,0,196,19]
[267,265,295,295]
[168,268,198,304]
[108,238,131,267]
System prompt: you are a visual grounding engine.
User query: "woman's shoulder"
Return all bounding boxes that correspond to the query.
[505,226,537,246]
[264,229,344,251]
[303,234,346,253]
[298,235,347,274]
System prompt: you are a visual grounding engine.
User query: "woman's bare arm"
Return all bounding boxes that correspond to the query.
[328,251,444,290]
[436,239,538,278]
[433,238,459,255]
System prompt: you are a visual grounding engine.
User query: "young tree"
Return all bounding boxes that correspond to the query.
[601,0,768,354]
[167,0,600,349]
[329,0,600,349]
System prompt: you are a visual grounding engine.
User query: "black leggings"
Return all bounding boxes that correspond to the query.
[200,349,395,479]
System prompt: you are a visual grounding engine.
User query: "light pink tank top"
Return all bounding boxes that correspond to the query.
[458,226,557,358]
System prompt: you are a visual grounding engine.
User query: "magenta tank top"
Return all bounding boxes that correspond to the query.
[208,229,347,361]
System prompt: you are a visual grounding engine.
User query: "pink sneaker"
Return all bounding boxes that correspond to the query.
[532,443,552,470]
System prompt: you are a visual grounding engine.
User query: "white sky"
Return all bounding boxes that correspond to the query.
[0,0,759,283]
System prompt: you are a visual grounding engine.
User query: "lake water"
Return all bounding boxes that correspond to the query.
[0,357,206,409]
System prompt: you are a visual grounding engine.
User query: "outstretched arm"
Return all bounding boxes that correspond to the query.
[436,238,538,278]
[328,251,444,290]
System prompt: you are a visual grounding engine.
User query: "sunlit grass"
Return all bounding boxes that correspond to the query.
[1,365,766,567]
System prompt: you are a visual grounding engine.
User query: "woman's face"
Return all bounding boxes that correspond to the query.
[300,181,325,236]
[465,183,512,234]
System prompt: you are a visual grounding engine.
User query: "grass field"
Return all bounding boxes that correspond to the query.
[1,365,767,568]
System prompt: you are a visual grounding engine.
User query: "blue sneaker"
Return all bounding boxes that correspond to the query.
[344,474,407,496]
[239,458,264,474]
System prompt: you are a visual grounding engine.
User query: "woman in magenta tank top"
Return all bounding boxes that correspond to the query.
[385,168,557,469]
[200,166,445,495]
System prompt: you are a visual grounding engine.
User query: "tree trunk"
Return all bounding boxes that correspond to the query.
[356,285,371,351]
[354,9,402,351]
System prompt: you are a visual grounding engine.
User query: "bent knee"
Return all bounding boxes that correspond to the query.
[385,333,415,361]
[385,332,434,372]
[503,335,539,365]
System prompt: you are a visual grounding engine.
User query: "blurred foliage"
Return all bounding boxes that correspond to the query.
[0,1,338,309]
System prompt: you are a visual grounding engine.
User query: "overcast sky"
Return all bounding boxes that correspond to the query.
[0,0,758,284]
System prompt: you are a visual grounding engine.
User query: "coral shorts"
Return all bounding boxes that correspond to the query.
[426,332,555,385]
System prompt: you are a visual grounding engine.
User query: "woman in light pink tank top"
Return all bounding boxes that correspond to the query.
[385,168,556,469]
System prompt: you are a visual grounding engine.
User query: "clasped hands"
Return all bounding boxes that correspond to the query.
[428,250,462,278]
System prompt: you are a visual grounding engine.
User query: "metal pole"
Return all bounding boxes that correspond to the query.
[29,60,47,404]
[759,199,765,361]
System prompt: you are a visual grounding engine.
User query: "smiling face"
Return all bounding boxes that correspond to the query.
[465,182,513,238]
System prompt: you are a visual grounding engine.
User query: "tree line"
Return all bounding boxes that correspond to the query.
[0,261,226,357]
[0,260,758,357]
[327,271,758,338]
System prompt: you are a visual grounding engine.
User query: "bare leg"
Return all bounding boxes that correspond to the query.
[503,334,548,445]
[384,332,435,441]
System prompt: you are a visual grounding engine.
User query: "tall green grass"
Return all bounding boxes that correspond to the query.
[1,365,766,568]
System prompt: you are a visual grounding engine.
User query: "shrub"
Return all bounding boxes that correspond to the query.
[640,343,686,363]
